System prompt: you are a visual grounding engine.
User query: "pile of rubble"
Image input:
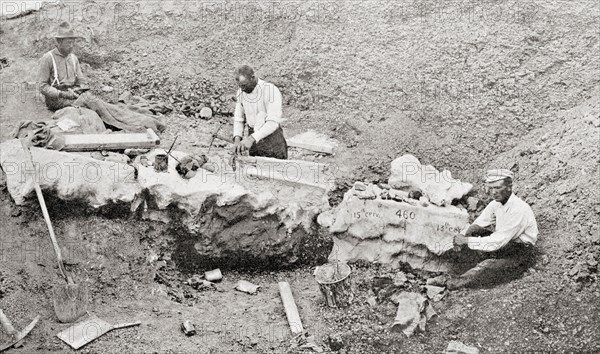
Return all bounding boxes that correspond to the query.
[564,239,599,285]
[120,69,234,119]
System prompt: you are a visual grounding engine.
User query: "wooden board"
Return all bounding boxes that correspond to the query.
[278,282,304,334]
[287,140,335,155]
[287,131,337,154]
[61,128,160,151]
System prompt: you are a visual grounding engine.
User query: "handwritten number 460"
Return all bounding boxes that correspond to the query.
[396,210,415,220]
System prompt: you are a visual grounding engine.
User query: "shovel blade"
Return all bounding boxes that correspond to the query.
[52,283,88,323]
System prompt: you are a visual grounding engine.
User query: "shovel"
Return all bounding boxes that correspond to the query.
[19,140,88,323]
[0,309,40,352]
[56,318,141,350]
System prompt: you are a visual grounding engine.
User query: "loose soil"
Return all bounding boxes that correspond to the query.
[1,1,599,353]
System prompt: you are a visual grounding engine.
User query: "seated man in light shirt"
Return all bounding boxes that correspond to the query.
[232,65,288,159]
[448,169,539,289]
[37,21,89,111]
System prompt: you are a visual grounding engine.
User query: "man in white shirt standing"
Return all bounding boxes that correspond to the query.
[232,65,288,159]
[447,169,539,289]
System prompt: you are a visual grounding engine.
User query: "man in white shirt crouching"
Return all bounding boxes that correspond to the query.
[232,65,288,159]
[448,169,539,290]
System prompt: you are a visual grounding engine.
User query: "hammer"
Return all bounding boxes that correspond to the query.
[208,130,239,171]
[0,309,40,352]
[211,133,233,145]
[207,123,232,154]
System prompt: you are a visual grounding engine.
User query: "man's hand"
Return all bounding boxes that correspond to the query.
[241,135,255,151]
[463,224,490,237]
[454,234,468,246]
[60,89,79,99]
[233,136,243,155]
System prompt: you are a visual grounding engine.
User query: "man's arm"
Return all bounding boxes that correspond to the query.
[250,84,282,143]
[465,211,528,252]
[464,224,491,237]
[37,54,60,98]
[472,201,496,228]
[73,55,88,86]
[233,89,245,139]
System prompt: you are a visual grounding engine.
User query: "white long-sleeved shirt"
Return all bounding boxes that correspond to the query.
[233,79,283,143]
[466,193,538,252]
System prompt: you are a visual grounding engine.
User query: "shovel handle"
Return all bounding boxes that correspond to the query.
[19,140,70,282]
[112,321,141,330]
[0,310,16,335]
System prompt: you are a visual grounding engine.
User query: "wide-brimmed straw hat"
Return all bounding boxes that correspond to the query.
[54,21,83,39]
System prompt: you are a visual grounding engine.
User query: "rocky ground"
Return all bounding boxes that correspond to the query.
[1,0,599,353]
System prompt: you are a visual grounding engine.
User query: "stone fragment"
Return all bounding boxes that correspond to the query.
[424,285,446,302]
[181,320,196,336]
[445,340,480,354]
[186,274,205,289]
[234,280,260,295]
[426,275,448,287]
[204,269,222,282]
[388,154,473,206]
[393,272,408,286]
[199,107,212,119]
[326,334,344,351]
[354,181,367,191]
[466,197,479,211]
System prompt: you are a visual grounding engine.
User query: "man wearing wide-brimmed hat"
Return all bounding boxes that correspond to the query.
[34,22,166,133]
[441,169,539,289]
[37,21,88,111]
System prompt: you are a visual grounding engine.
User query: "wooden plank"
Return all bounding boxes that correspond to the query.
[62,128,160,151]
[278,282,304,334]
[287,131,337,155]
[287,140,335,155]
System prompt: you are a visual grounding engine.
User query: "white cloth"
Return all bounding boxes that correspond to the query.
[466,194,538,252]
[233,79,284,143]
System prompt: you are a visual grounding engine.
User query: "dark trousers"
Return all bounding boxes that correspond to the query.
[448,235,536,289]
[44,94,77,111]
[248,126,288,160]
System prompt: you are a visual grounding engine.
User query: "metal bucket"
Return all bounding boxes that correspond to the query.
[154,154,168,172]
[315,262,353,308]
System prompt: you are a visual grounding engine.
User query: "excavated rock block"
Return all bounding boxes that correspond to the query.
[0,139,140,206]
[135,150,333,267]
[318,184,468,272]
[388,154,473,206]
[0,141,332,267]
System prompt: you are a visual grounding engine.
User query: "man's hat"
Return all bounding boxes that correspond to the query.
[54,22,83,39]
[485,169,514,183]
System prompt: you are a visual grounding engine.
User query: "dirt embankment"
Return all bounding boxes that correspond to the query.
[1,0,599,353]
